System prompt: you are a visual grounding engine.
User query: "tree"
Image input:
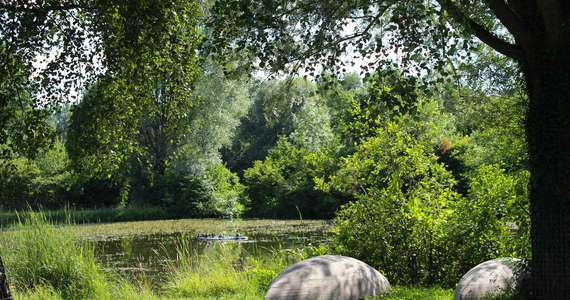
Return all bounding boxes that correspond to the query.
[172,63,251,173]
[223,78,324,174]
[206,1,570,298]
[0,45,54,160]
[2,0,568,296]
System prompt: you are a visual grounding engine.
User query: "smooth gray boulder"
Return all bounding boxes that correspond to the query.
[265,255,390,300]
[454,258,526,300]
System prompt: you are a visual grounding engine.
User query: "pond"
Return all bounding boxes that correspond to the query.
[78,219,332,282]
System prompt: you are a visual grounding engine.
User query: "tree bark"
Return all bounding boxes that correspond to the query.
[523,45,570,299]
[0,256,12,300]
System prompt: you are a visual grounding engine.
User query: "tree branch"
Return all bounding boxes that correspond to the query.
[437,0,523,61]
[485,0,529,43]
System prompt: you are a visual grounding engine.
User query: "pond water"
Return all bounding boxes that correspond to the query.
[87,219,331,281]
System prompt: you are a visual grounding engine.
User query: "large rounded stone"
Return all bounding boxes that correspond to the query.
[454,258,526,300]
[265,255,390,300]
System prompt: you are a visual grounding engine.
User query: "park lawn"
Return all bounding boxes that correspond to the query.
[373,286,453,299]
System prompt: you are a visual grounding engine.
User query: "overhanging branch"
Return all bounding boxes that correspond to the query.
[437,0,523,61]
[486,0,529,43]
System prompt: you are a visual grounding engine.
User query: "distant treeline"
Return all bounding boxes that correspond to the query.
[1,62,527,226]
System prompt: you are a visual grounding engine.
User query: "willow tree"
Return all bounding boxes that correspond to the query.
[206,1,569,298]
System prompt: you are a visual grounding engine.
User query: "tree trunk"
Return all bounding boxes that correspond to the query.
[524,46,570,299]
[0,256,12,300]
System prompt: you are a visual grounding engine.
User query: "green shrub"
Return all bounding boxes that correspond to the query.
[162,162,247,218]
[0,141,78,210]
[447,165,530,276]
[244,138,344,218]
[329,123,460,286]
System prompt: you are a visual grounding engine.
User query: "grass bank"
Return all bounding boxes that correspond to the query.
[0,212,483,300]
[0,212,322,299]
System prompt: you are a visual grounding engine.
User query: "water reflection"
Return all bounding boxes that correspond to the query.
[93,228,330,281]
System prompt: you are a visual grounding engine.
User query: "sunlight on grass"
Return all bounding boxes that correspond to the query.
[0,210,461,300]
[372,286,453,300]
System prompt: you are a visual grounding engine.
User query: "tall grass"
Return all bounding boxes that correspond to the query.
[0,211,464,299]
[1,211,112,299]
[163,239,293,299]
[0,212,300,299]
[0,207,171,228]
[370,286,453,300]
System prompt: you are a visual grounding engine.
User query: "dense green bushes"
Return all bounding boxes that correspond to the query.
[319,81,530,287]
[163,163,246,218]
[0,141,74,210]
[325,111,461,285]
[244,139,344,218]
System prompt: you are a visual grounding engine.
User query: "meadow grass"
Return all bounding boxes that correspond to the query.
[1,211,471,300]
[0,207,172,228]
[162,238,304,300]
[1,211,113,299]
[371,286,453,299]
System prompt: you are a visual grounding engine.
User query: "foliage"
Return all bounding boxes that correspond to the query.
[452,93,527,173]
[64,0,204,207]
[162,163,247,218]
[328,116,460,286]
[0,45,55,160]
[244,138,343,218]
[0,140,73,210]
[290,97,338,152]
[447,165,530,273]
[223,78,330,174]
[325,80,529,287]
[67,62,249,211]
[348,69,421,142]
[66,78,138,184]
[179,64,251,166]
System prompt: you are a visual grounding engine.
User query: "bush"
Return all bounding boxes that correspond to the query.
[0,141,93,210]
[328,120,460,286]
[244,138,344,218]
[162,163,247,218]
[0,158,40,209]
[446,165,530,276]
